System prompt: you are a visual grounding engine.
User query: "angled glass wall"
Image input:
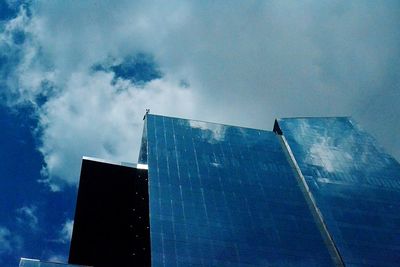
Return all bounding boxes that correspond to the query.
[276,117,400,267]
[143,114,335,266]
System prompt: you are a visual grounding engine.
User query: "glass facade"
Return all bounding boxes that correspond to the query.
[143,115,335,266]
[21,115,400,266]
[19,258,90,267]
[276,117,400,267]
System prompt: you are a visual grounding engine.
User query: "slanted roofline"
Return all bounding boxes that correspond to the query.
[146,113,272,132]
[82,156,148,170]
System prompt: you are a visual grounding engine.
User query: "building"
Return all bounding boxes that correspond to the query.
[275,117,400,266]
[20,114,400,267]
[68,157,150,266]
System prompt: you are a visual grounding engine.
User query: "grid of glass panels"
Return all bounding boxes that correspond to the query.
[277,117,400,267]
[144,114,334,266]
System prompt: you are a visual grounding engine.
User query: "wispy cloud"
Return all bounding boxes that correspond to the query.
[0,227,12,254]
[57,219,73,244]
[16,205,39,231]
[46,254,67,263]
[1,1,399,191]
[0,225,23,263]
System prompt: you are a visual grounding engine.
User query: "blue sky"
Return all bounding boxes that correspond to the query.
[0,1,399,266]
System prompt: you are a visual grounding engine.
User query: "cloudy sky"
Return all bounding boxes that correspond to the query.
[0,0,399,266]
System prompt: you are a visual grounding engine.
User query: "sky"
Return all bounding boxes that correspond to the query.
[0,0,399,266]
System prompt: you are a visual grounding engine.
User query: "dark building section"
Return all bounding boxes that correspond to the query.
[276,117,400,267]
[273,119,283,135]
[142,114,336,266]
[68,157,150,267]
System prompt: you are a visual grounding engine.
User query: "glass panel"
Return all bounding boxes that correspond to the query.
[277,117,400,266]
[138,116,148,164]
[146,115,335,266]
[19,258,90,267]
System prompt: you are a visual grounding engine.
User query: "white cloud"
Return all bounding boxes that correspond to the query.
[189,120,227,143]
[16,205,39,231]
[0,227,12,254]
[1,1,399,189]
[58,219,73,244]
[37,71,195,188]
[46,254,67,263]
[0,226,23,260]
[0,6,55,106]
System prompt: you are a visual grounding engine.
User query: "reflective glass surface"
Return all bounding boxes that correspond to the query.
[19,258,89,267]
[145,115,334,266]
[139,117,148,164]
[277,117,400,267]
